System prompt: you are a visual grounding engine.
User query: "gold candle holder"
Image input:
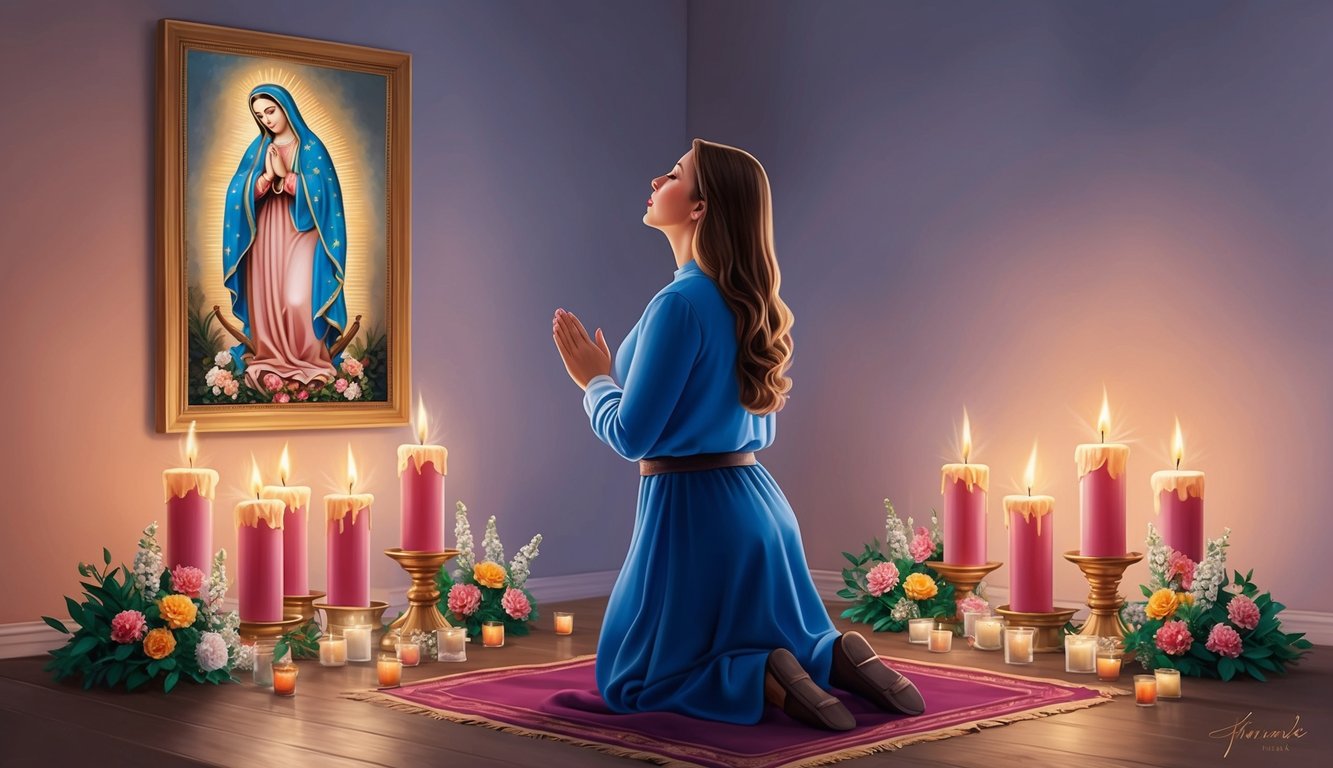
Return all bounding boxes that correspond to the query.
[314,600,391,643]
[1063,550,1144,640]
[928,561,1002,632]
[993,605,1079,653]
[282,590,326,625]
[382,548,459,652]
[237,615,304,647]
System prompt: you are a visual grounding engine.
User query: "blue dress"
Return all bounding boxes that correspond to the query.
[582,259,840,725]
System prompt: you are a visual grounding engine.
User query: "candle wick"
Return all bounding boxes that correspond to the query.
[1176,458,1180,471]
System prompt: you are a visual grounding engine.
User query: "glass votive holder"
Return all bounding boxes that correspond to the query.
[319,633,348,667]
[1064,635,1097,674]
[973,617,1004,651]
[252,647,274,687]
[1154,667,1182,699]
[554,612,574,635]
[1004,627,1035,664]
[907,618,934,644]
[436,626,468,662]
[377,654,403,688]
[1096,650,1122,681]
[928,625,953,653]
[344,625,373,662]
[396,636,422,667]
[1134,674,1158,706]
[272,662,298,696]
[482,621,505,648]
[962,610,989,639]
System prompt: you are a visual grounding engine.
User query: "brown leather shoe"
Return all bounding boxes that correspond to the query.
[830,631,926,715]
[765,648,856,731]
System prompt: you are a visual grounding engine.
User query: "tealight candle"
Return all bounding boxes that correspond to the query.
[436,627,467,662]
[1064,635,1096,674]
[554,612,574,635]
[482,621,505,648]
[1134,674,1157,706]
[963,610,988,639]
[974,617,1003,650]
[907,618,934,644]
[377,654,402,687]
[1155,667,1182,699]
[928,627,953,653]
[344,625,373,662]
[1096,650,1122,681]
[396,638,421,667]
[319,634,347,667]
[272,662,298,696]
[1005,627,1035,664]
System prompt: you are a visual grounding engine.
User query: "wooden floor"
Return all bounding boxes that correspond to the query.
[2,597,1328,767]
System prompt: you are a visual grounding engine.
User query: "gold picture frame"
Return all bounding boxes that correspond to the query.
[156,19,411,432]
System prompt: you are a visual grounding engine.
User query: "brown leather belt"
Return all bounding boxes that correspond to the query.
[639,452,757,476]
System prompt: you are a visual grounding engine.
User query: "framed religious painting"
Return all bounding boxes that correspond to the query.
[156,19,411,432]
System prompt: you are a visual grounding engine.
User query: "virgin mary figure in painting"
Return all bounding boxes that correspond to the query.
[221,83,349,390]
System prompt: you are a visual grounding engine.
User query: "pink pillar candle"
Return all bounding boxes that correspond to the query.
[398,445,447,552]
[262,486,312,596]
[1075,444,1129,557]
[326,494,374,607]
[1151,471,1205,562]
[940,464,989,565]
[235,498,286,623]
[163,468,219,574]
[1003,495,1055,613]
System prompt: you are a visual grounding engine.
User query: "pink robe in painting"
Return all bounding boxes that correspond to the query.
[244,141,335,390]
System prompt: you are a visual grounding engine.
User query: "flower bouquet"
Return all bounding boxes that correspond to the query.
[435,502,542,640]
[839,500,957,632]
[1120,523,1311,680]
[42,524,241,692]
[199,348,375,404]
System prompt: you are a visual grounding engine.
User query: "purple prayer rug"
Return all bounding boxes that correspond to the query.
[345,654,1121,768]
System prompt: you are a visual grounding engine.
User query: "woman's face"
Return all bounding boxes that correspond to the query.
[644,149,702,230]
[251,97,288,135]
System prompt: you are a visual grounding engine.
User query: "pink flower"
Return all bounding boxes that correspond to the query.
[1227,595,1260,631]
[273,392,291,403]
[295,390,310,401]
[958,594,989,616]
[501,588,532,620]
[334,378,349,393]
[447,584,482,617]
[287,382,300,392]
[262,373,283,392]
[222,379,239,397]
[866,561,900,597]
[341,358,365,378]
[170,565,205,598]
[1206,623,1244,658]
[214,369,234,387]
[110,610,148,644]
[1166,550,1196,590]
[909,527,934,563]
[1154,619,1194,656]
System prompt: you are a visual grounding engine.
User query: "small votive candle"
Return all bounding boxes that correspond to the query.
[319,634,347,667]
[252,647,274,687]
[907,618,934,644]
[1064,635,1097,674]
[396,637,421,667]
[928,627,953,653]
[1134,674,1157,706]
[974,617,1003,650]
[963,610,988,639]
[1004,627,1035,664]
[344,625,373,662]
[1096,650,1122,681]
[272,662,298,696]
[554,612,574,635]
[1155,667,1182,699]
[436,626,467,662]
[482,621,505,648]
[377,654,402,687]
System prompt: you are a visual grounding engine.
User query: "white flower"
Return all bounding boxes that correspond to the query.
[508,533,543,588]
[233,643,255,672]
[883,499,910,561]
[214,350,233,367]
[206,549,229,614]
[890,597,920,622]
[453,502,475,579]
[212,386,222,395]
[483,515,505,564]
[195,632,229,671]
[344,382,362,400]
[132,522,164,597]
[205,366,222,387]
[1121,601,1148,629]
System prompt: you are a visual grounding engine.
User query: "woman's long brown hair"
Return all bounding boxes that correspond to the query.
[690,139,794,415]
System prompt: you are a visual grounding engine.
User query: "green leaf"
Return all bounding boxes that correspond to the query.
[836,588,857,600]
[64,597,86,628]
[113,643,135,661]
[42,616,69,634]
[1218,657,1237,681]
[1140,585,1153,598]
[103,547,112,566]
[164,670,181,693]
[127,670,151,691]
[842,551,861,567]
[1242,645,1273,660]
[70,635,98,657]
[107,666,124,687]
[1243,661,1267,682]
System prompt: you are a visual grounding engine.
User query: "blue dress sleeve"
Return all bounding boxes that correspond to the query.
[582,292,702,461]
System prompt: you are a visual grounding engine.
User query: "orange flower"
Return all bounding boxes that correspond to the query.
[158,594,198,629]
[473,561,507,589]
[1178,592,1195,606]
[143,627,176,659]
[1145,588,1179,620]
[902,572,938,601]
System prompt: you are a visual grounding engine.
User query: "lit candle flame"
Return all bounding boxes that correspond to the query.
[1097,387,1111,443]
[1023,441,1038,496]
[961,408,972,464]
[345,444,358,494]
[185,421,198,467]
[416,395,428,445]
[248,455,263,499]
[279,443,291,486]
[1172,417,1184,470]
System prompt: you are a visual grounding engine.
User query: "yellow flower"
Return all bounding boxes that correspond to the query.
[158,594,198,629]
[1145,588,1179,620]
[1178,592,1194,606]
[473,561,507,589]
[902,572,938,601]
[143,627,176,660]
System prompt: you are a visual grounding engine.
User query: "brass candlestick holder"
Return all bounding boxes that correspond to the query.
[1064,550,1144,640]
[238,615,304,647]
[993,605,1079,653]
[929,561,1002,632]
[314,600,391,638]
[282,590,325,625]
[382,548,459,652]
